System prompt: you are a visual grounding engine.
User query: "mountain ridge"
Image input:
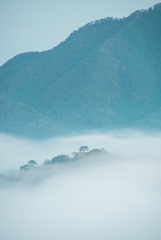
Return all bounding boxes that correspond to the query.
[0,3,161,138]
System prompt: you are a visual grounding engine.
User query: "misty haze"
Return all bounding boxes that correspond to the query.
[1,2,161,240]
[0,131,161,240]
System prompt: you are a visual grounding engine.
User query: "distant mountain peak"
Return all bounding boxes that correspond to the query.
[0,4,161,138]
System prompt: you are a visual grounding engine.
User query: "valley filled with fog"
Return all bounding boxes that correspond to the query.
[0,130,161,240]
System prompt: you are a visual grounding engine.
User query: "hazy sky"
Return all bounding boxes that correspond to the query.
[0,0,160,66]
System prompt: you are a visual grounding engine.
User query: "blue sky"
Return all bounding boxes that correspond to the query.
[0,0,160,66]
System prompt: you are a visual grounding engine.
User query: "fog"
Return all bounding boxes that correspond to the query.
[0,130,161,240]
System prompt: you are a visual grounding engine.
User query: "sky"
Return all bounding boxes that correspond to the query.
[0,0,160,66]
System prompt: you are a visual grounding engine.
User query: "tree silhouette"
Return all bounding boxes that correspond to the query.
[43,159,51,165]
[51,155,69,164]
[20,164,29,171]
[79,146,89,152]
[28,160,37,167]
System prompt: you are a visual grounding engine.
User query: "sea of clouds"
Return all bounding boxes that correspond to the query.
[0,130,161,240]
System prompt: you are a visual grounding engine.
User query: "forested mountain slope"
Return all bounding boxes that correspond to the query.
[0,3,161,138]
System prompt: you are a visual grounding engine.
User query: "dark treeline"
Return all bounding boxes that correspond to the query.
[0,146,109,186]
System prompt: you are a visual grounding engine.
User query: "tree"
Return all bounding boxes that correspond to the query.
[79,146,89,152]
[51,155,69,164]
[20,164,29,171]
[43,159,51,165]
[28,160,37,167]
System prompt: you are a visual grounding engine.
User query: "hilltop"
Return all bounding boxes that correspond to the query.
[0,146,110,186]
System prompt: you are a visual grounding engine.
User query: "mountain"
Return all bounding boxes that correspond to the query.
[0,3,161,138]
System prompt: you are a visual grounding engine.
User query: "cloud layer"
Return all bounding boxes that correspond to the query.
[0,131,161,240]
